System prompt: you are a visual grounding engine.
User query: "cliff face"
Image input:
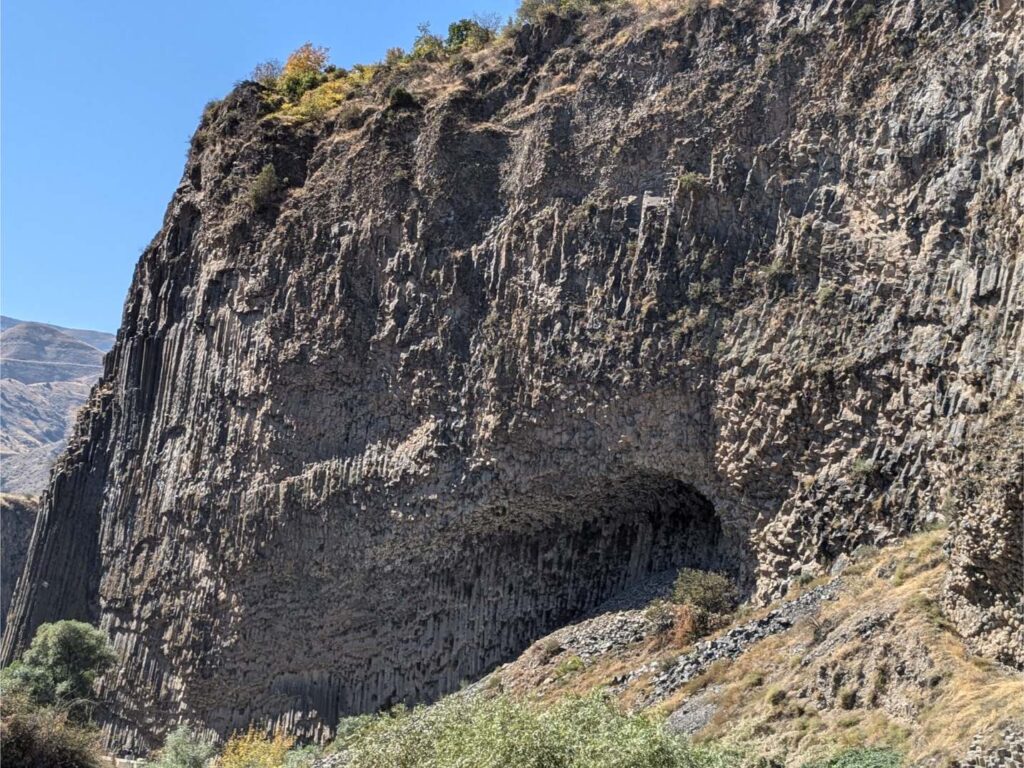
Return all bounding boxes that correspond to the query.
[0,495,38,636]
[3,0,1021,751]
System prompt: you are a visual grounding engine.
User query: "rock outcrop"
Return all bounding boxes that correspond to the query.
[2,0,1021,752]
[943,388,1024,667]
[1,494,37,636]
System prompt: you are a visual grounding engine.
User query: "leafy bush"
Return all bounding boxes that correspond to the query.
[850,458,876,481]
[801,747,902,768]
[671,569,737,614]
[845,4,876,32]
[411,23,445,61]
[339,693,738,768]
[0,692,104,768]
[219,728,295,768]
[387,86,419,111]
[273,62,377,122]
[553,655,584,678]
[150,725,216,768]
[678,171,706,193]
[282,744,321,768]
[516,0,609,24]
[672,603,715,643]
[644,599,676,631]
[0,620,116,714]
[282,43,329,79]
[329,714,376,751]
[384,46,407,68]
[278,43,329,101]
[248,164,280,210]
[445,19,495,52]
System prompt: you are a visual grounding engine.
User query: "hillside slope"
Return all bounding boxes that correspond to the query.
[0,321,110,384]
[0,319,114,494]
[321,530,1023,767]
[2,0,1021,753]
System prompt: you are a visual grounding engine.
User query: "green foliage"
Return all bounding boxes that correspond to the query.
[850,458,876,481]
[278,43,330,101]
[0,693,104,768]
[387,86,419,111]
[815,284,836,305]
[150,726,217,768]
[671,569,737,614]
[644,599,676,630]
[553,655,585,679]
[384,47,407,68]
[219,728,295,768]
[845,4,877,32]
[445,19,495,52]
[248,164,280,210]
[280,69,326,102]
[515,0,610,25]
[0,620,116,713]
[338,693,740,768]
[282,744,322,768]
[800,747,902,768]
[329,714,376,752]
[411,23,446,61]
[678,171,706,194]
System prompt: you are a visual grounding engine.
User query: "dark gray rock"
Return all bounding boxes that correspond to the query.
[3,0,1022,752]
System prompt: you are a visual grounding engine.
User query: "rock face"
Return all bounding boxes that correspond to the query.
[3,0,1022,751]
[0,494,38,636]
[943,388,1024,667]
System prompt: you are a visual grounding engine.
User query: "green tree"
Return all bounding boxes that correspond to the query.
[671,568,738,614]
[150,726,217,768]
[411,22,445,60]
[0,621,116,712]
[278,43,329,101]
[445,19,494,52]
[248,164,280,211]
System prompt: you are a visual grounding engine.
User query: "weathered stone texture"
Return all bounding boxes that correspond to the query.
[2,0,1022,750]
[943,389,1023,667]
[0,494,37,636]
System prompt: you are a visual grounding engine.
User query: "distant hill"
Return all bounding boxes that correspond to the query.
[0,318,115,493]
[0,319,114,384]
[0,315,115,353]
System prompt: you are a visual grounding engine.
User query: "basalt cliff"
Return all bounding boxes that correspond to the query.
[2,0,1021,753]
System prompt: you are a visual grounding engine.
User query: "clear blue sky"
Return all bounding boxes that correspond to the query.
[2,0,519,332]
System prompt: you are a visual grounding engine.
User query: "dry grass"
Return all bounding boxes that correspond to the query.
[488,528,1020,765]
[643,529,1024,765]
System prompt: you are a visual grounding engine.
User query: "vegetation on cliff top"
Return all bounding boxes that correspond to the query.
[229,0,747,125]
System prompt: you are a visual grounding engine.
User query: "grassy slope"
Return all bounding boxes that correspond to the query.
[491,529,1023,766]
